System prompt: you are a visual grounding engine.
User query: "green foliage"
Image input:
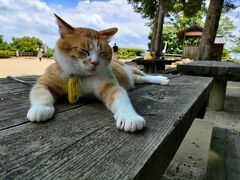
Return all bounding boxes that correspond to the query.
[128,0,204,19]
[231,33,240,54]
[231,45,240,54]
[222,0,238,13]
[0,50,15,58]
[152,8,237,56]
[128,0,158,19]
[162,26,183,54]
[0,35,3,44]
[0,35,11,50]
[222,48,232,60]
[181,0,205,17]
[118,48,145,59]
[43,48,54,58]
[218,16,236,42]
[172,10,205,30]
[10,36,43,54]
[148,25,183,54]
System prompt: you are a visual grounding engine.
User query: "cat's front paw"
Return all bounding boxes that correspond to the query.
[27,104,54,122]
[115,112,145,132]
[158,76,169,85]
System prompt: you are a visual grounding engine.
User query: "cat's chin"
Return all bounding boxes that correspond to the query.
[77,69,97,76]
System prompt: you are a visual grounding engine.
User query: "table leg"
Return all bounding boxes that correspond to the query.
[208,78,227,111]
[149,65,156,73]
[143,65,149,73]
[160,63,165,70]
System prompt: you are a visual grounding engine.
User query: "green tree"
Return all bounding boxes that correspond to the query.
[128,0,204,58]
[231,45,240,54]
[172,10,205,30]
[0,35,10,50]
[162,25,183,54]
[196,0,237,60]
[10,36,43,54]
[231,32,240,54]
[218,16,236,42]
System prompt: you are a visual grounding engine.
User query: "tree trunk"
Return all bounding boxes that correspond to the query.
[195,0,224,60]
[150,15,158,50]
[154,0,164,59]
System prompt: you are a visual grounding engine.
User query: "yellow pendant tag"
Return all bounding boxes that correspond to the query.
[68,76,80,104]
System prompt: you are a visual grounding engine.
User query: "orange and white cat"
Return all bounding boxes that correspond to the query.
[27,14,169,132]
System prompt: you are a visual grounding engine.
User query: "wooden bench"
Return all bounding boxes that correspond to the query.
[133,58,179,73]
[0,75,213,179]
[19,52,35,57]
[206,127,240,180]
[177,61,240,111]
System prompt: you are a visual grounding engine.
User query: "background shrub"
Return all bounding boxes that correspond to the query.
[0,50,15,58]
[43,48,54,58]
[118,48,145,59]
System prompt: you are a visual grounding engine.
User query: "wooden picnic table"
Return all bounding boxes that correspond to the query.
[0,75,213,179]
[133,58,179,73]
[177,60,240,111]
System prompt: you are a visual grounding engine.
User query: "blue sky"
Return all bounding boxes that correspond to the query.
[44,0,111,8]
[44,0,80,8]
[0,0,239,52]
[0,0,150,49]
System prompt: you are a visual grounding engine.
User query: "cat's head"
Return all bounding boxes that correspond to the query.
[54,14,118,76]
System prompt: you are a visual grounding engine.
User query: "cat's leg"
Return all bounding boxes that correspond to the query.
[130,66,169,85]
[95,82,145,132]
[133,74,169,85]
[27,84,55,122]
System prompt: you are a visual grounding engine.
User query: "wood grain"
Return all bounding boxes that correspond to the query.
[0,75,213,179]
[206,127,240,180]
[177,61,240,80]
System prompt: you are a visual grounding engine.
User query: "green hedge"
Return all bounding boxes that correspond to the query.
[0,50,15,58]
[43,48,54,58]
[118,48,145,59]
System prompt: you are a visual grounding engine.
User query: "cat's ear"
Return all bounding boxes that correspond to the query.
[99,28,118,38]
[54,13,74,37]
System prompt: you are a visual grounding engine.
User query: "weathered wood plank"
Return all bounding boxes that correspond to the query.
[177,61,240,78]
[228,61,240,77]
[177,61,240,111]
[177,61,212,75]
[0,76,36,95]
[210,61,229,76]
[0,76,95,130]
[208,78,227,111]
[0,95,92,131]
[0,75,170,130]
[0,75,213,179]
[206,127,240,180]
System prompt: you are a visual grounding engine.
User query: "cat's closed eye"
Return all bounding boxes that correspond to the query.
[80,48,90,56]
[67,47,89,58]
[99,52,106,56]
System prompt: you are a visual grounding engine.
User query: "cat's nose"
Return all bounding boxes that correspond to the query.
[91,61,99,66]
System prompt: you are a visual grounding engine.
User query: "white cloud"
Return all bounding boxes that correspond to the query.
[0,0,57,47]
[0,0,150,49]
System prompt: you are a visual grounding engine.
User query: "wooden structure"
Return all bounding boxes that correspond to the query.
[176,25,225,60]
[177,61,240,111]
[206,127,240,180]
[133,58,179,73]
[0,75,213,179]
[18,52,35,56]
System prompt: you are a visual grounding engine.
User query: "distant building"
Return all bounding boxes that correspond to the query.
[176,25,225,60]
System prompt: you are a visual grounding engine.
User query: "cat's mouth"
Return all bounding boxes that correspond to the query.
[84,66,97,74]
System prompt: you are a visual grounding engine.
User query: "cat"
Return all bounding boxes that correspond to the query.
[27,14,169,132]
